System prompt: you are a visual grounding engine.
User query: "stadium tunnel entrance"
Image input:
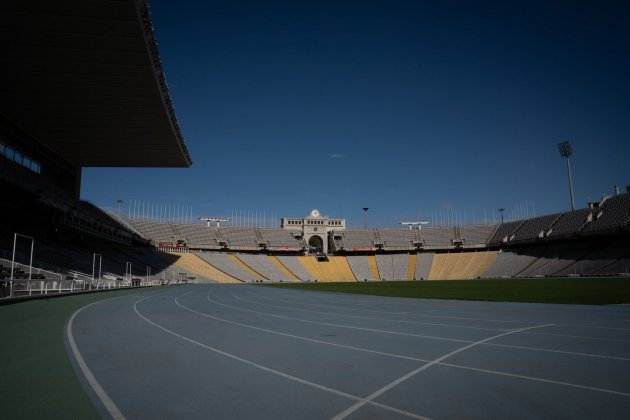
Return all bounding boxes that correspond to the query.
[308,235,324,253]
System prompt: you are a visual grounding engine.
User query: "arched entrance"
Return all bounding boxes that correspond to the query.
[308,235,324,254]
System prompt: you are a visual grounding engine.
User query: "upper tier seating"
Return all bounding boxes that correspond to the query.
[511,213,563,243]
[547,209,591,239]
[458,225,497,245]
[219,228,260,249]
[338,230,376,250]
[488,220,524,244]
[379,230,418,250]
[582,194,630,234]
[258,229,304,250]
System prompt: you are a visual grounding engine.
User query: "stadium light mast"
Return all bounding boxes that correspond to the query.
[362,208,369,229]
[400,221,430,230]
[497,208,505,224]
[200,217,229,228]
[558,141,576,211]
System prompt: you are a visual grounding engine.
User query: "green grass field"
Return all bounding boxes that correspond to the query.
[0,288,155,420]
[269,277,630,305]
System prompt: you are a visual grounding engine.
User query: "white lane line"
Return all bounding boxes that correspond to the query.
[176,294,424,362]
[228,292,630,362]
[438,362,630,398]
[330,323,554,420]
[243,291,510,332]
[254,293,412,315]
[526,331,630,344]
[67,294,141,420]
[227,293,469,343]
[265,290,630,342]
[258,288,630,331]
[243,289,535,325]
[173,292,630,398]
[133,292,429,420]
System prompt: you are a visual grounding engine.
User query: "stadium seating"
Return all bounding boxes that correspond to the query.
[258,229,304,250]
[172,252,239,283]
[407,254,417,280]
[582,194,630,234]
[546,208,590,239]
[511,213,563,243]
[488,220,524,244]
[337,230,376,250]
[376,254,408,280]
[415,253,433,280]
[347,255,378,281]
[195,252,264,282]
[236,254,298,282]
[428,251,498,280]
[277,255,312,281]
[297,256,356,282]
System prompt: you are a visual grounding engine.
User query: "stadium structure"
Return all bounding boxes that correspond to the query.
[2,2,630,420]
[1,2,628,295]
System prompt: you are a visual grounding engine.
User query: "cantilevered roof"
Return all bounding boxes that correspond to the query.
[0,0,192,167]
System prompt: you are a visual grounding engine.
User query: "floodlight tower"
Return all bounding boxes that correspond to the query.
[199,217,229,228]
[558,141,576,211]
[497,208,505,224]
[362,208,369,229]
[400,221,430,230]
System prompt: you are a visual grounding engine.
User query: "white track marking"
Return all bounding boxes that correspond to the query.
[67,294,140,420]
[226,293,469,343]
[242,289,534,325]
[133,293,428,420]
[526,331,630,344]
[255,288,630,331]
[438,362,630,398]
[268,290,630,343]
[243,291,510,332]
[227,292,630,362]
[330,323,554,420]
[172,292,630,398]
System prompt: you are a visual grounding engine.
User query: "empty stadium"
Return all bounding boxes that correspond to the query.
[2,1,630,419]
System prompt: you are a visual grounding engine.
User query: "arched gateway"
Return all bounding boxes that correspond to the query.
[280,209,346,254]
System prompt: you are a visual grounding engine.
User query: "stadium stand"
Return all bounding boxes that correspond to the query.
[547,208,591,239]
[379,230,417,250]
[258,229,304,251]
[297,256,356,282]
[195,252,264,282]
[510,213,563,243]
[488,220,524,244]
[269,255,302,282]
[582,193,630,235]
[458,224,498,246]
[234,254,298,282]
[171,253,239,283]
[376,254,408,280]
[368,255,381,280]
[428,251,498,280]
[483,247,546,278]
[415,253,433,280]
[407,254,417,280]
[347,255,378,281]
[277,256,313,282]
[336,230,376,251]
[220,228,261,250]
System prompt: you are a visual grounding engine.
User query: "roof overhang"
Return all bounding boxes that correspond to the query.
[0,0,192,167]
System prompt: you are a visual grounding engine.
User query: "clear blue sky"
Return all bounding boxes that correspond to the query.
[82,0,630,227]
